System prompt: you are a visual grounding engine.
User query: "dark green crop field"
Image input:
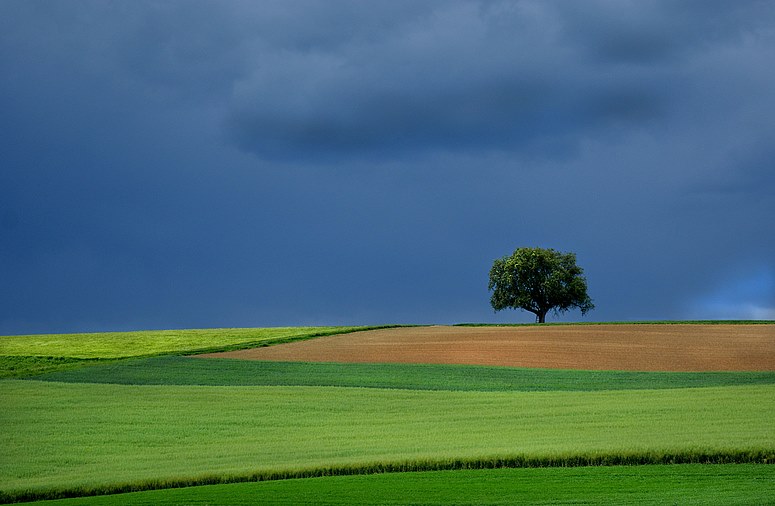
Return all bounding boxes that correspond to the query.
[32,355,775,391]
[26,465,775,506]
[1,324,773,504]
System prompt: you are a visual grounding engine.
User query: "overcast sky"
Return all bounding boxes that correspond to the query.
[2,0,774,334]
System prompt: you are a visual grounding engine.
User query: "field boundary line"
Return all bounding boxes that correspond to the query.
[179,325,420,356]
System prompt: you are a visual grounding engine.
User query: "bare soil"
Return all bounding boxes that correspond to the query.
[199,324,775,371]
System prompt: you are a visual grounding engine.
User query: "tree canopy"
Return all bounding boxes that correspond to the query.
[488,247,594,323]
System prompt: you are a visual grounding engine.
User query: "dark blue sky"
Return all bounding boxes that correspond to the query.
[2,1,774,334]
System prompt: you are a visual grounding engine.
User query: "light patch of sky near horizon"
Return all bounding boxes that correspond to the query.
[688,267,775,320]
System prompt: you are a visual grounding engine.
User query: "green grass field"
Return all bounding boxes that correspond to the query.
[0,326,395,378]
[25,465,775,505]
[1,324,774,504]
[2,380,773,502]
[32,355,775,391]
[0,326,393,360]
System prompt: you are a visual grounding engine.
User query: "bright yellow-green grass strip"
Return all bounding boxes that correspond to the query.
[0,326,390,359]
[1,381,773,501]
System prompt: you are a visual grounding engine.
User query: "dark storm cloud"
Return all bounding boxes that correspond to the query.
[223,0,773,161]
[225,1,666,159]
[555,0,767,65]
[692,145,775,200]
[1,1,773,334]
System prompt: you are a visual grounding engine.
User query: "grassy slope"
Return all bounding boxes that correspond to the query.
[0,326,398,378]
[0,326,393,359]
[2,323,774,503]
[33,356,775,391]
[2,380,773,500]
[30,465,775,506]
[0,356,102,379]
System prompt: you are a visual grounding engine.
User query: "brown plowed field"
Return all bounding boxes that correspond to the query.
[199,324,775,371]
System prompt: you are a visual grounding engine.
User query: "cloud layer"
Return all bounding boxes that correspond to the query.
[1,0,773,333]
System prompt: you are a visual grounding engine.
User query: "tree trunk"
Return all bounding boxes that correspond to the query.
[537,311,547,324]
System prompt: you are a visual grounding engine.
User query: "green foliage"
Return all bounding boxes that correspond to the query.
[2,380,773,501]
[34,356,775,391]
[0,326,396,360]
[23,465,775,505]
[489,247,593,323]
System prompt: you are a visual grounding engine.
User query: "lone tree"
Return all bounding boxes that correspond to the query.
[488,247,594,323]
